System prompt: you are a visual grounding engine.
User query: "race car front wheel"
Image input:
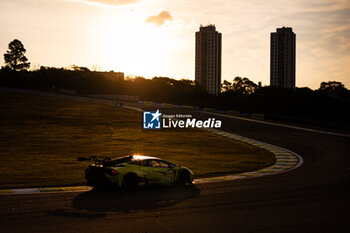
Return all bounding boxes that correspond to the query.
[122,173,139,190]
[177,170,191,185]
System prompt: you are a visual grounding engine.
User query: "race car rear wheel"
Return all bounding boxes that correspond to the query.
[122,173,139,190]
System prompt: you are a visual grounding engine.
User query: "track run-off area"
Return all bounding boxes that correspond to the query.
[0,89,302,195]
[0,88,349,233]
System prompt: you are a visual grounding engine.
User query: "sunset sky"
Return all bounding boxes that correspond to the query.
[1,0,350,89]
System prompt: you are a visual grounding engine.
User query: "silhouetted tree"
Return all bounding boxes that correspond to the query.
[221,80,232,92]
[319,81,344,92]
[3,39,30,71]
[318,81,350,99]
[70,65,90,72]
[223,76,258,94]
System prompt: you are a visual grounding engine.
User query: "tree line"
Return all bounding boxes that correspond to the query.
[1,39,349,130]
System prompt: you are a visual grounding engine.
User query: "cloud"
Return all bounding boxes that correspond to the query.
[146,11,174,26]
[81,0,141,6]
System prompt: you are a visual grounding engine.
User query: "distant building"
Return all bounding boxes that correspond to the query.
[195,25,222,95]
[270,27,296,89]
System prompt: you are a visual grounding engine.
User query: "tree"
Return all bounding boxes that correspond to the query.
[319,81,344,92]
[221,80,232,92]
[222,76,258,94]
[318,81,350,99]
[4,39,30,71]
[70,65,90,72]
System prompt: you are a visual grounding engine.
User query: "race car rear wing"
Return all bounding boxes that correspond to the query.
[77,155,133,166]
[77,156,111,165]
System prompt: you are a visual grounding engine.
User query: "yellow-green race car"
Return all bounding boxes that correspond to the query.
[78,155,194,190]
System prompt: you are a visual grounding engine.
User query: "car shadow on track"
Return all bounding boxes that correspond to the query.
[70,185,200,214]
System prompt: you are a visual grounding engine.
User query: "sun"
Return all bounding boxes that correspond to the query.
[91,12,177,77]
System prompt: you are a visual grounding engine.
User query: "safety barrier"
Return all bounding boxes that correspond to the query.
[227,110,239,116]
[203,107,215,112]
[252,113,265,120]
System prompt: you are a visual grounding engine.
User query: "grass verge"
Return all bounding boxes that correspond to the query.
[0,91,275,189]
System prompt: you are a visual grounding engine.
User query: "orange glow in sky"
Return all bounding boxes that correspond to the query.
[0,0,350,89]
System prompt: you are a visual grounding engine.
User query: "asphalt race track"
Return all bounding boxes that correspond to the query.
[1,104,350,233]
